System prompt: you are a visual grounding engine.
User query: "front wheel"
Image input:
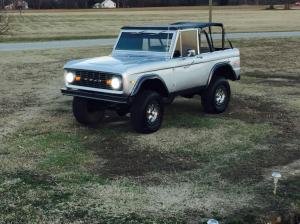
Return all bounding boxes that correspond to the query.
[201,77,231,113]
[72,97,104,126]
[130,91,164,134]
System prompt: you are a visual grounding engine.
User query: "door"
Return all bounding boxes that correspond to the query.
[172,29,207,91]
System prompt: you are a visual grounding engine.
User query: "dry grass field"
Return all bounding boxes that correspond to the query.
[0,38,299,223]
[1,6,300,42]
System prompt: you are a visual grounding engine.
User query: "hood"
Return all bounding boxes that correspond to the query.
[64,55,166,75]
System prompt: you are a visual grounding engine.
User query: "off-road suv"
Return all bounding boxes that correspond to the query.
[61,22,240,133]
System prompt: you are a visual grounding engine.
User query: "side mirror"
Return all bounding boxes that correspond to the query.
[187,49,196,57]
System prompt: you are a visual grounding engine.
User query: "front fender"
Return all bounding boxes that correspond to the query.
[131,74,169,97]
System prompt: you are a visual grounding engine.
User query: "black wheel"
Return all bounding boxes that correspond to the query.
[201,77,231,113]
[72,97,104,125]
[130,91,164,134]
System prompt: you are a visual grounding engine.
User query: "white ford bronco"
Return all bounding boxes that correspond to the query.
[61,22,240,133]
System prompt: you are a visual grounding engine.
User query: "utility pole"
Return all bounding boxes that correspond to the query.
[209,0,213,22]
[284,0,291,9]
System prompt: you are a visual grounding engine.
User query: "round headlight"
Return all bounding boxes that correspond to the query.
[65,71,75,84]
[111,77,122,90]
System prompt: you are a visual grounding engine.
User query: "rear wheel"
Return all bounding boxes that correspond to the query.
[201,77,231,113]
[130,91,164,134]
[72,97,104,125]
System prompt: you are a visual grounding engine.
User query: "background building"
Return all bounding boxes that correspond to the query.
[100,0,116,8]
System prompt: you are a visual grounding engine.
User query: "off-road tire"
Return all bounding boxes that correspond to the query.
[72,97,104,125]
[201,77,231,113]
[130,91,164,134]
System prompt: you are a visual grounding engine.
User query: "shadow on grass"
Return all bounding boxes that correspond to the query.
[49,94,299,186]
[242,71,300,87]
[85,98,221,179]
[88,135,200,178]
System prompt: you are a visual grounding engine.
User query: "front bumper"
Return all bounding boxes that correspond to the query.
[61,88,130,104]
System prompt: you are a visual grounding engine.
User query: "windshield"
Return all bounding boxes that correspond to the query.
[115,32,173,52]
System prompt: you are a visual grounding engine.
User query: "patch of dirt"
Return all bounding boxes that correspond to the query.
[244,72,300,81]
[259,79,298,87]
[243,71,300,87]
[287,91,300,96]
[219,94,300,183]
[226,94,293,125]
[0,106,42,141]
[0,92,39,116]
[87,137,200,179]
[0,76,62,142]
[219,144,300,183]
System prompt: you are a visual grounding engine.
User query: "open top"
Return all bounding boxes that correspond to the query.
[115,21,230,58]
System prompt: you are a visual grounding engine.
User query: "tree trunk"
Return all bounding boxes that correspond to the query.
[284,0,290,9]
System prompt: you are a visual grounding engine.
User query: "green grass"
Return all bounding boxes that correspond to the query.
[1,116,272,223]
[0,38,299,223]
[1,6,300,42]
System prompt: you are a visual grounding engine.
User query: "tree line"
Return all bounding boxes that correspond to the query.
[0,0,289,9]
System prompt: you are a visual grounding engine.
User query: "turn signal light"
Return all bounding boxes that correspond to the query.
[106,79,112,85]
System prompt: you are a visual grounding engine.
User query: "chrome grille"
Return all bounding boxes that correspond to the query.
[73,70,117,90]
